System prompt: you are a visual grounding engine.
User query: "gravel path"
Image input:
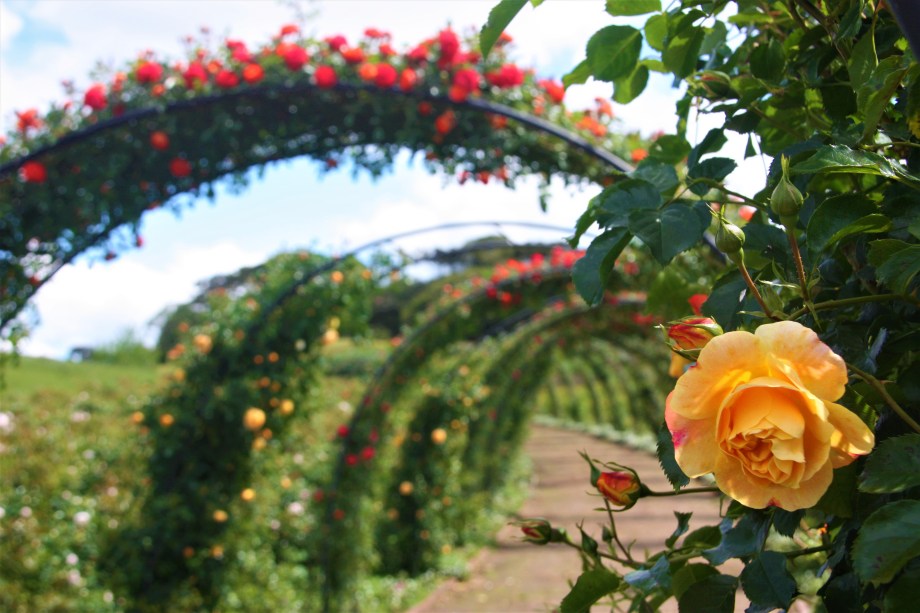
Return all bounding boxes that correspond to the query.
[408,425,741,613]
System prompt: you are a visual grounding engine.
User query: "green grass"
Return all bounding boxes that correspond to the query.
[2,356,166,400]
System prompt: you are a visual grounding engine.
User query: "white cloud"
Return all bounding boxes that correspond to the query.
[0,1,23,51]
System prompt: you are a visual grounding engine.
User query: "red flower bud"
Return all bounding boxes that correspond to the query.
[596,471,641,508]
[514,518,554,545]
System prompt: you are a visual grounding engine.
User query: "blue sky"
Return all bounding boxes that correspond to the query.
[0,0,766,359]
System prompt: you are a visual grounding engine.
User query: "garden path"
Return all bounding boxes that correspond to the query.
[408,425,740,613]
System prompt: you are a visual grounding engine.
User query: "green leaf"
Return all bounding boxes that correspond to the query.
[815,463,858,518]
[586,25,643,82]
[771,509,804,538]
[569,205,597,247]
[657,421,690,490]
[687,128,727,169]
[683,525,722,550]
[644,13,668,51]
[560,568,621,613]
[848,31,878,90]
[857,56,909,141]
[671,563,718,600]
[868,239,920,293]
[687,157,737,195]
[606,0,660,16]
[632,160,680,196]
[572,229,631,306]
[595,179,662,227]
[807,194,891,253]
[852,500,920,584]
[678,574,737,613]
[624,555,671,592]
[479,0,528,57]
[702,270,747,331]
[792,145,920,188]
[666,512,693,548]
[649,135,692,164]
[613,64,649,104]
[859,434,920,493]
[563,58,592,89]
[628,205,705,264]
[740,551,796,611]
[646,267,691,321]
[703,514,770,565]
[662,26,705,78]
[750,39,785,82]
[885,565,920,612]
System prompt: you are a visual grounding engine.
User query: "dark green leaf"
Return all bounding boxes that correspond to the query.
[666,512,693,548]
[848,32,878,90]
[859,434,920,493]
[823,572,862,613]
[750,39,785,82]
[857,56,909,141]
[572,229,632,306]
[586,25,643,82]
[703,513,769,565]
[649,135,692,164]
[687,128,728,169]
[771,509,804,538]
[644,13,668,51]
[853,500,920,584]
[885,565,920,612]
[687,157,737,195]
[702,270,747,331]
[560,568,622,613]
[815,463,858,518]
[793,145,920,188]
[672,563,719,600]
[632,160,680,196]
[624,555,671,592]
[657,421,690,489]
[628,205,705,264]
[479,0,528,57]
[740,551,796,610]
[874,244,920,293]
[563,59,592,89]
[683,526,722,550]
[613,64,649,104]
[606,0,660,16]
[662,26,705,78]
[678,574,737,613]
[568,205,597,247]
[595,179,662,227]
[807,194,891,253]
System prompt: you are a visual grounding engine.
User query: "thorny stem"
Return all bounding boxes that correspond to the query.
[561,534,641,569]
[643,486,722,497]
[736,258,779,320]
[603,498,635,563]
[785,227,810,302]
[848,362,920,434]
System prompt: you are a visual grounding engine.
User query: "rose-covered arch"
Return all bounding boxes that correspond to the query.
[0,22,643,338]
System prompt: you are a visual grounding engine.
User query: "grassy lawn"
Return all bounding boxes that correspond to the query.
[2,356,166,400]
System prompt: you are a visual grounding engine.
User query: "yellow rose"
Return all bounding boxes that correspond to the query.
[665,321,874,510]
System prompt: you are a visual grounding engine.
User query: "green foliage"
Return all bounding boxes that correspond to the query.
[87,329,157,366]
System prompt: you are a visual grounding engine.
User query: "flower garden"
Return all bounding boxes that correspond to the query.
[2,0,920,611]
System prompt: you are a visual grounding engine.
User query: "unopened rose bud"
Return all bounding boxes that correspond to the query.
[596,470,642,509]
[716,219,745,257]
[770,156,803,226]
[514,518,554,545]
[667,317,723,377]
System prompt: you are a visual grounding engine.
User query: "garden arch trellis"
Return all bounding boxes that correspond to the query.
[1,24,676,611]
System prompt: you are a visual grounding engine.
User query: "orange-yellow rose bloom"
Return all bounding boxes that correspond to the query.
[665,321,874,510]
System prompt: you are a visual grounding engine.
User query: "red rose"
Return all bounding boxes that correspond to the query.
[438,28,460,63]
[215,69,239,88]
[379,43,397,57]
[227,40,253,63]
[434,110,456,135]
[337,425,349,438]
[538,79,565,104]
[314,65,337,88]
[83,84,107,111]
[279,23,299,37]
[325,34,347,51]
[19,161,47,183]
[399,68,418,91]
[150,131,170,150]
[283,46,309,71]
[407,43,429,63]
[169,158,192,178]
[453,68,480,95]
[364,27,389,39]
[242,63,264,84]
[16,109,42,133]
[374,63,397,88]
[631,148,649,163]
[486,64,524,88]
[136,61,163,84]
[341,46,364,64]
[183,61,208,89]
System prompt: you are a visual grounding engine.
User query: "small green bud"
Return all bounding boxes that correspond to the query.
[770,156,803,222]
[716,219,746,255]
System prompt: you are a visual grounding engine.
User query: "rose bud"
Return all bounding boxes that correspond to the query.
[666,317,723,378]
[595,471,642,509]
[514,518,553,544]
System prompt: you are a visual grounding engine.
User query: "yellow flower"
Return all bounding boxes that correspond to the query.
[665,321,874,510]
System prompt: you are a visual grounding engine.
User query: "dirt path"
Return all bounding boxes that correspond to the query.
[408,425,739,613]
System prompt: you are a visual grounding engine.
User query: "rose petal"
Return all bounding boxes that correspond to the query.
[665,393,717,477]
[671,331,770,420]
[714,453,833,511]
[756,321,847,402]
[826,401,876,467]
